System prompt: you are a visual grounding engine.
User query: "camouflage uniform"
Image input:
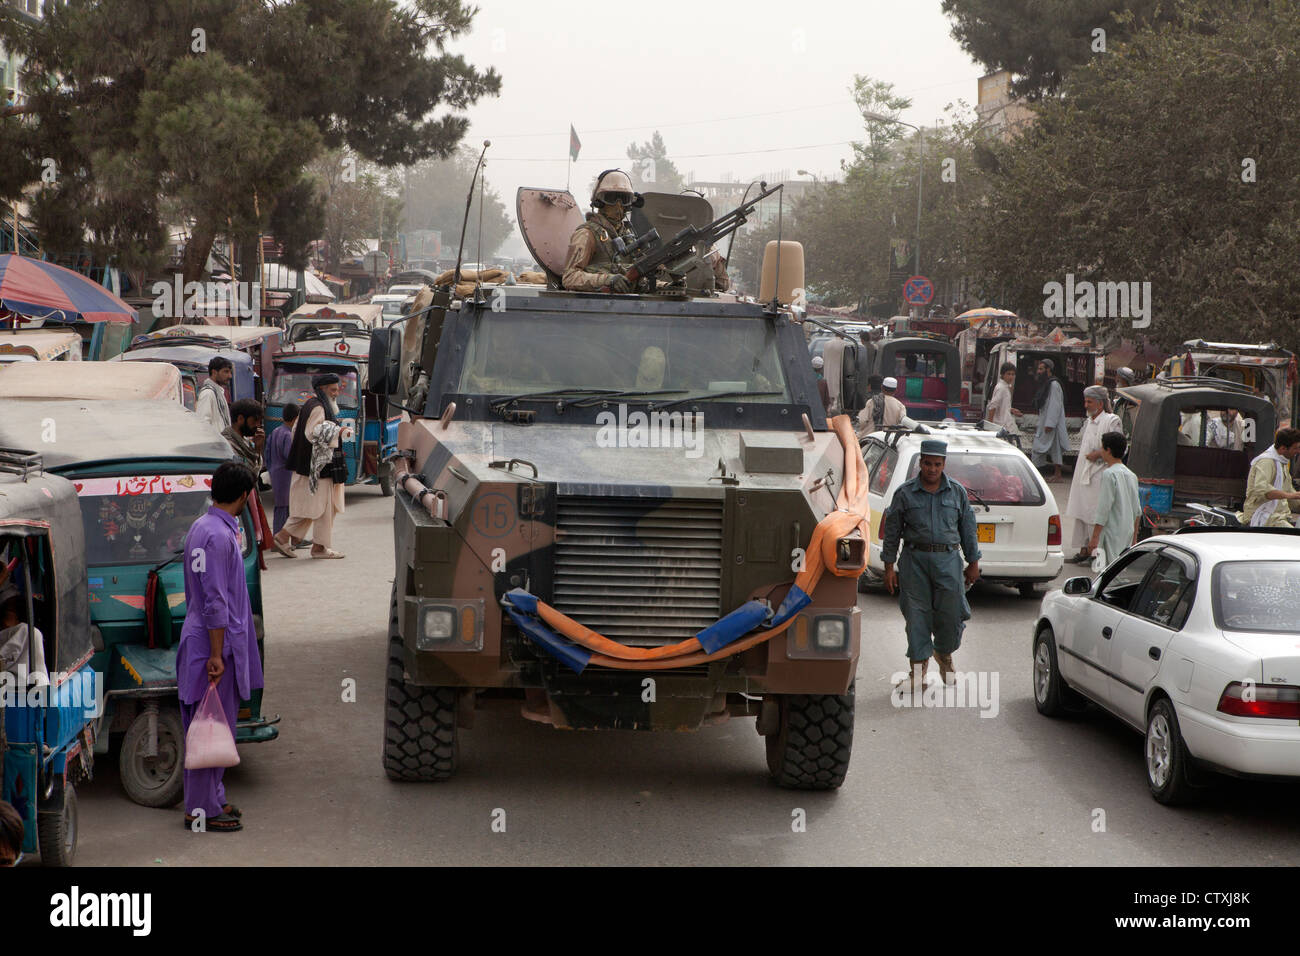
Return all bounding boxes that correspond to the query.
[562,212,637,292]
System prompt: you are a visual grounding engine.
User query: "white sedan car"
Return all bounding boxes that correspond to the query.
[1033,529,1300,804]
[861,423,1064,597]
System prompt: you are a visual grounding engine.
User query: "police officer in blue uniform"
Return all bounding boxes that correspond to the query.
[881,439,982,691]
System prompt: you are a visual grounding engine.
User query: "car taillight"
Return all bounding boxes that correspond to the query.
[1217,682,1300,719]
[1047,515,1061,546]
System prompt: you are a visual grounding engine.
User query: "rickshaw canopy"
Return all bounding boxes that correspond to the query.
[0,360,184,404]
[0,329,84,362]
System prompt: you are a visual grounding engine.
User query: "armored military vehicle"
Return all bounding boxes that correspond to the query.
[370,179,870,789]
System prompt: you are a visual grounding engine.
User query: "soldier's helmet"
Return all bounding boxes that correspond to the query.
[591,169,635,209]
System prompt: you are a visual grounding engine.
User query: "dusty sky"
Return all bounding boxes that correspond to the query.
[443,0,982,245]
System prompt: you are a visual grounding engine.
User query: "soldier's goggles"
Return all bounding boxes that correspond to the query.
[599,191,633,206]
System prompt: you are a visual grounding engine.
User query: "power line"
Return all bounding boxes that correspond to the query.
[491,140,855,163]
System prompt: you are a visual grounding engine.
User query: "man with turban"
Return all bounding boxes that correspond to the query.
[1063,384,1123,562]
[271,372,353,559]
[1030,359,1070,481]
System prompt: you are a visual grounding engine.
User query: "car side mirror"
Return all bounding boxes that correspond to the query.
[369,327,402,397]
[1062,576,1093,596]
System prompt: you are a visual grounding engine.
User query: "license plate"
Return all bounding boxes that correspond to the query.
[977,523,996,543]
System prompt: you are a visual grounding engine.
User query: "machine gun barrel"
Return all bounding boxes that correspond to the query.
[623,182,782,283]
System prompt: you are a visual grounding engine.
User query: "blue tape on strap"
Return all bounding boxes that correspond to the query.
[504,587,538,614]
[503,605,590,674]
[696,600,770,655]
[768,585,812,628]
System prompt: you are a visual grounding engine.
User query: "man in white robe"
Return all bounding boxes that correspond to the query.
[1063,385,1122,562]
[1030,359,1070,481]
[985,362,1021,435]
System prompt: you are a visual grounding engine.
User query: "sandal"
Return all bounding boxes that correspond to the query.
[183,812,243,832]
[311,547,345,559]
[223,803,241,819]
[271,535,296,558]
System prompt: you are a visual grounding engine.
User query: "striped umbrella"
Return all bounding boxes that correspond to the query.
[955,307,1019,325]
[0,254,135,324]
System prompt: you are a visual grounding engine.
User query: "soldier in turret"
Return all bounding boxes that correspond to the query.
[562,169,640,292]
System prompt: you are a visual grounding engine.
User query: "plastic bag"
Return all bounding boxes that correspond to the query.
[184,682,240,770]
[1090,547,1108,575]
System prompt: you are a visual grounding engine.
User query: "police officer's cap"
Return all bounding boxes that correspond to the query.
[919,439,948,457]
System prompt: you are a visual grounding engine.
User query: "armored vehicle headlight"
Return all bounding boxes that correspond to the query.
[420,607,456,645]
[814,616,848,650]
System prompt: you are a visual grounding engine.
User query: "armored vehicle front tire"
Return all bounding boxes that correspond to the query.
[383,591,459,781]
[38,780,77,867]
[120,704,185,807]
[765,684,855,790]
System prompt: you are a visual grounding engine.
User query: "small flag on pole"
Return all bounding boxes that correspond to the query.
[569,124,581,161]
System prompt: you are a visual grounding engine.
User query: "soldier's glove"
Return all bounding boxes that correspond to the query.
[607,275,632,294]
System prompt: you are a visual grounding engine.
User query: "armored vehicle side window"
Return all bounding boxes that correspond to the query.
[457,310,791,403]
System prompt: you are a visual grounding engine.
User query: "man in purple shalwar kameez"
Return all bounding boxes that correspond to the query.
[177,461,264,832]
[266,401,298,534]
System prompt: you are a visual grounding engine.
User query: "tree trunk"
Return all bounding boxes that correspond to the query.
[181,222,217,285]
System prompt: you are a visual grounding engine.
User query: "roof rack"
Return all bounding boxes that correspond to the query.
[1152,375,1259,396]
[0,448,43,480]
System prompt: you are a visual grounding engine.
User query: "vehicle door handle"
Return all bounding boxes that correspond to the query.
[1102,627,1113,639]
[1148,647,1161,660]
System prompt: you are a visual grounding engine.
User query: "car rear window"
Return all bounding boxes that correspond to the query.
[1213,561,1300,632]
[906,451,1045,506]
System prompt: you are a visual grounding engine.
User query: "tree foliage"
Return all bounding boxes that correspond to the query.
[940,0,1170,99]
[403,146,513,261]
[0,0,500,279]
[310,149,404,273]
[964,1,1300,351]
[626,131,685,195]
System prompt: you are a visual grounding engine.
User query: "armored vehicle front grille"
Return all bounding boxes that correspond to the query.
[553,496,724,646]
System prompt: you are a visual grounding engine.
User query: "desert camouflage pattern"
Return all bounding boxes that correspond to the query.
[385,288,860,734]
[561,211,638,291]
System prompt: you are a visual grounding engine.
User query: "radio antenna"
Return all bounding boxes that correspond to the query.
[454,140,491,291]
[769,183,784,312]
[474,165,486,298]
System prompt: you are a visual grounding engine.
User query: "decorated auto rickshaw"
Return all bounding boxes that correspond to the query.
[0,329,84,364]
[0,451,98,865]
[265,332,398,495]
[114,344,255,410]
[285,303,384,344]
[1160,339,1298,428]
[862,333,962,421]
[0,400,279,809]
[1118,377,1276,533]
[0,360,185,405]
[127,324,283,401]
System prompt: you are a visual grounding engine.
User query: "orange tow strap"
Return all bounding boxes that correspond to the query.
[529,415,870,670]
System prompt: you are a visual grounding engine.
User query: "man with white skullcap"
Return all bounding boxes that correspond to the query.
[857,375,908,436]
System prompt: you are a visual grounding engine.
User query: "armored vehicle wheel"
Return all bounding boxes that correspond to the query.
[120,705,185,807]
[383,590,458,781]
[765,684,855,791]
[38,780,78,867]
[379,463,395,497]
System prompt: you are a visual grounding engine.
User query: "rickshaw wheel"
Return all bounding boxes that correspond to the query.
[38,780,77,867]
[120,706,185,808]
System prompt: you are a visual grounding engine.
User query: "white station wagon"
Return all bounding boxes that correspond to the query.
[861,423,1064,597]
[1033,529,1300,804]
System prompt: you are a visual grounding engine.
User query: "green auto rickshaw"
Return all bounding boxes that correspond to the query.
[0,400,278,810]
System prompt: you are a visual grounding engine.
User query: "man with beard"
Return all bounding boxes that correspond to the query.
[196,356,233,431]
[1031,359,1070,481]
[221,399,270,571]
[271,373,353,559]
[1063,385,1123,563]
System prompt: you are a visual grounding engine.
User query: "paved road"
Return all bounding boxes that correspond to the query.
[75,482,1300,866]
